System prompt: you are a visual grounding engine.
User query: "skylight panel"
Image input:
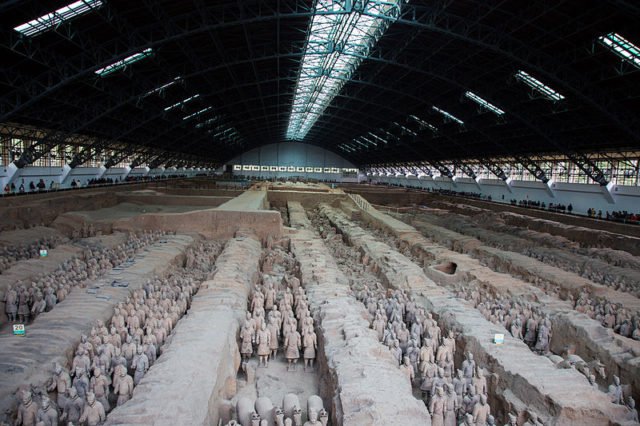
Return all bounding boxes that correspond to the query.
[95,48,153,77]
[409,115,438,132]
[183,106,213,121]
[392,122,417,136]
[286,0,405,141]
[515,70,565,101]
[360,136,377,146]
[598,32,640,70]
[464,91,505,115]
[142,77,182,98]
[352,139,369,149]
[432,106,464,125]
[164,94,200,112]
[14,0,103,37]
[195,116,223,129]
[382,129,399,141]
[367,132,388,144]
[212,125,242,145]
[213,129,231,138]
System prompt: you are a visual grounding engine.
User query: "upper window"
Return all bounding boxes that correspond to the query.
[95,48,153,77]
[464,92,505,116]
[432,106,464,125]
[14,0,104,37]
[598,32,640,70]
[515,70,565,101]
[164,94,200,112]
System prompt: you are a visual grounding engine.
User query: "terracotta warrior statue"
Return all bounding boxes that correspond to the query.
[256,322,272,367]
[47,362,71,408]
[460,413,475,426]
[15,390,38,426]
[303,329,317,371]
[609,375,624,404]
[267,316,280,360]
[504,413,518,426]
[461,353,476,384]
[444,383,458,426]
[240,321,255,361]
[132,345,149,385]
[60,387,84,425]
[3,284,17,322]
[36,395,58,426]
[91,367,111,412]
[79,392,106,426]
[284,328,301,371]
[114,365,134,406]
[429,386,446,426]
[472,394,491,426]
[473,367,488,396]
[303,409,322,426]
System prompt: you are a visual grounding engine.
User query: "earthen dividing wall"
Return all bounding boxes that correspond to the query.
[0,191,119,230]
[319,204,629,425]
[345,186,640,241]
[287,202,431,426]
[115,193,233,207]
[404,217,640,411]
[0,235,193,419]
[105,234,262,426]
[112,209,283,242]
[268,191,346,209]
[357,204,640,422]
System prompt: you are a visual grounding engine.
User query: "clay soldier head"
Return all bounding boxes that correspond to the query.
[293,407,302,425]
[460,413,473,426]
[251,411,261,426]
[318,408,329,426]
[21,390,33,407]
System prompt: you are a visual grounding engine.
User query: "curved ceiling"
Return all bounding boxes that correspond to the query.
[1,0,639,168]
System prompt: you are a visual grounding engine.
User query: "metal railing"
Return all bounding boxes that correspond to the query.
[348,193,372,211]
